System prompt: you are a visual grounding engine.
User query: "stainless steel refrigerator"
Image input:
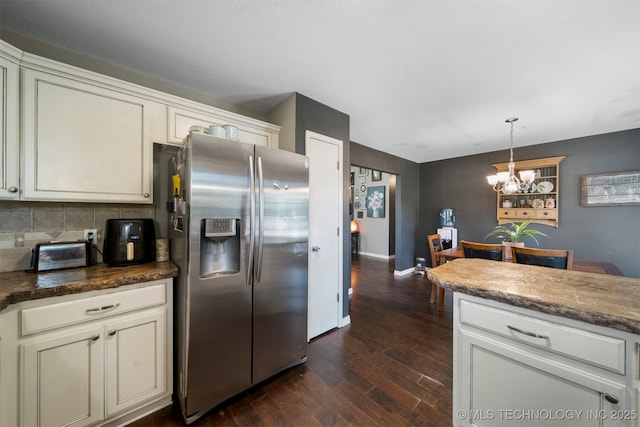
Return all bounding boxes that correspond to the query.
[169,132,309,424]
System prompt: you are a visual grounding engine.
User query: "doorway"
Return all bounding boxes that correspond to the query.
[349,166,396,259]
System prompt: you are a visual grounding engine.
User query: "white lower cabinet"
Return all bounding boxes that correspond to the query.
[454,294,638,427]
[104,310,166,417]
[0,279,172,427]
[22,325,105,427]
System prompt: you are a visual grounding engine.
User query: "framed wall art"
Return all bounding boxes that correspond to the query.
[372,169,381,181]
[366,186,386,218]
[581,170,640,206]
[359,167,368,176]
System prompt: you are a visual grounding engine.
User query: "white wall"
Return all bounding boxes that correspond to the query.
[351,167,390,258]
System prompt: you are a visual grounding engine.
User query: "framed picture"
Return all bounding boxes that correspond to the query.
[366,186,385,218]
[581,170,640,206]
[357,211,364,219]
[350,171,354,186]
[372,170,381,181]
[359,167,368,176]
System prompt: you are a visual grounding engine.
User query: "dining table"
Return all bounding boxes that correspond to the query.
[435,246,624,276]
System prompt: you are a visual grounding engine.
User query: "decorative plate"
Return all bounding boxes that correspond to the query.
[536,181,554,193]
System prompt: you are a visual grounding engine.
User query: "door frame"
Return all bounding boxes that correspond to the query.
[305,130,345,336]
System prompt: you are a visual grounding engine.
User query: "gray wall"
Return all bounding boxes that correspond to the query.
[419,129,640,278]
[268,93,352,316]
[0,29,265,121]
[350,142,420,273]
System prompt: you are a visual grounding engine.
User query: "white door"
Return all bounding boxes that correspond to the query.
[306,131,343,340]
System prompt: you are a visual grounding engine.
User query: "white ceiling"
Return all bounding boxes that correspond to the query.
[1,0,638,162]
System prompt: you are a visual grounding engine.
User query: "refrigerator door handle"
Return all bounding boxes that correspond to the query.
[256,156,265,283]
[247,155,256,287]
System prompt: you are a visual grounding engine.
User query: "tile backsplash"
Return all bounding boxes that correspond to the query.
[0,201,156,272]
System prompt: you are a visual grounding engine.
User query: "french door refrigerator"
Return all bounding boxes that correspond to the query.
[169,132,309,424]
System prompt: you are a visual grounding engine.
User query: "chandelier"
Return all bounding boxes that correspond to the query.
[487,118,536,194]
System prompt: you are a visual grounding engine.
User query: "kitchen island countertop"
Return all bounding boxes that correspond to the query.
[0,261,178,312]
[427,258,640,334]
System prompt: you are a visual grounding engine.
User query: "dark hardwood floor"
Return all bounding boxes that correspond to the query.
[129,256,453,426]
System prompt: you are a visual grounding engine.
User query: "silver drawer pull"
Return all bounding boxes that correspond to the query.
[85,303,120,314]
[507,325,549,340]
[91,334,100,341]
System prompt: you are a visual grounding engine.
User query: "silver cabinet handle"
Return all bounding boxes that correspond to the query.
[91,334,100,341]
[507,325,549,339]
[85,303,120,313]
[108,330,117,336]
[143,193,150,198]
[312,246,321,252]
[603,393,619,404]
[8,186,18,193]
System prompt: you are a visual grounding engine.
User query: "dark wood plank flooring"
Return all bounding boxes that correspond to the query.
[129,256,453,426]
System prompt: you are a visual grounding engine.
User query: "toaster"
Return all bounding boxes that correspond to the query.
[29,241,92,272]
[103,219,156,266]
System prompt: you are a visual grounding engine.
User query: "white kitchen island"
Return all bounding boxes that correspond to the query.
[428,258,640,427]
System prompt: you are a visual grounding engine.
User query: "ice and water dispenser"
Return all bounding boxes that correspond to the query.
[200,218,240,278]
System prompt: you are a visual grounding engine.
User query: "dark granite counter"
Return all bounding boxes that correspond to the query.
[427,258,640,334]
[0,261,179,311]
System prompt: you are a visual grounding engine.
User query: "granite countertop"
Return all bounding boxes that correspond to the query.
[0,261,179,312]
[427,258,640,334]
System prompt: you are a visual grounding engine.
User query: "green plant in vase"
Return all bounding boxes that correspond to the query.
[484,220,548,246]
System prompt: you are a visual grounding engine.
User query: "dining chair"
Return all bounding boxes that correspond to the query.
[511,246,574,270]
[427,234,446,309]
[460,240,506,261]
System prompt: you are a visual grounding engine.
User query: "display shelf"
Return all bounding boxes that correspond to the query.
[491,156,565,228]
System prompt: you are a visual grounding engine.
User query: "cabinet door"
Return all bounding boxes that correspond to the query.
[0,52,19,200]
[21,326,104,427]
[457,329,626,426]
[21,68,155,203]
[167,105,277,147]
[104,309,167,416]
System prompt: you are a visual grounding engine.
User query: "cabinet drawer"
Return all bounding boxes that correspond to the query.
[21,283,166,336]
[497,208,516,218]
[460,299,626,374]
[516,208,536,218]
[536,208,557,219]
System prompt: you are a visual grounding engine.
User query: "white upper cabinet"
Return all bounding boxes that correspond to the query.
[21,67,161,203]
[167,105,280,148]
[1,37,280,204]
[0,41,21,200]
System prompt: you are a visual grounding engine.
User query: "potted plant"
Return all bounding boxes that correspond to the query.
[485,220,549,259]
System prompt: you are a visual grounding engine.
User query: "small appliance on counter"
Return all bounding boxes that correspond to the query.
[28,241,92,272]
[103,219,156,266]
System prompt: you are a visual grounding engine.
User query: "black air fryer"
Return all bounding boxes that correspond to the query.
[103,219,156,266]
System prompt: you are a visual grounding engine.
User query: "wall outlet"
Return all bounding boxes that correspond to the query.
[83,229,98,244]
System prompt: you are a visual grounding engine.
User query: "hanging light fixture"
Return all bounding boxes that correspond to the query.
[487,117,536,194]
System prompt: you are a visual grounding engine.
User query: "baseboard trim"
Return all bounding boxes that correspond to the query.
[339,315,351,327]
[394,267,416,276]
